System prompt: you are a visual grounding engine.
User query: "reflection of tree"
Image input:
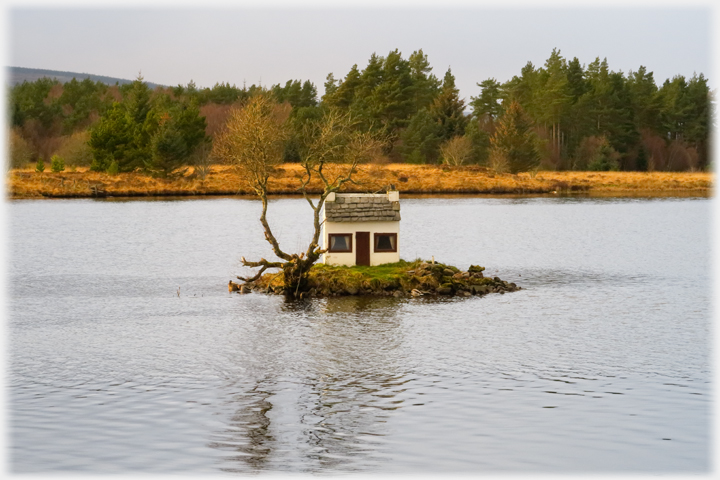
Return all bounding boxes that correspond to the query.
[208,383,275,473]
[297,296,408,471]
[210,295,411,473]
[299,372,411,471]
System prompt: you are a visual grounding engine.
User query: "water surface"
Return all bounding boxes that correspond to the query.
[8,195,711,473]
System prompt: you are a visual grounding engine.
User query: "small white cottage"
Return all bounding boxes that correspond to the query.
[321,191,400,266]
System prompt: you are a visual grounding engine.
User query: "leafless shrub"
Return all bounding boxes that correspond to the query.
[53,130,93,167]
[440,136,473,166]
[7,128,35,170]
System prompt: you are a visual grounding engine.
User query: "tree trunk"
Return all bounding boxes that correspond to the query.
[281,257,317,296]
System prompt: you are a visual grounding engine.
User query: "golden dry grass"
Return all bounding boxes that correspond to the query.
[6,164,713,199]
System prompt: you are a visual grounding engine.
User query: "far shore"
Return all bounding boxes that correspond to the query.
[6,164,713,199]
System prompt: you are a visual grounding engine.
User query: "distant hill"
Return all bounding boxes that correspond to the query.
[7,67,164,89]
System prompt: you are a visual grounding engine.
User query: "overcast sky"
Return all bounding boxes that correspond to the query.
[5,4,715,100]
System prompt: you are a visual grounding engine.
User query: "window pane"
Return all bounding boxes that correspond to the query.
[377,234,394,251]
[330,235,348,251]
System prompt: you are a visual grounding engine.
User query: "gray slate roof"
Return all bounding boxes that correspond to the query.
[324,194,400,222]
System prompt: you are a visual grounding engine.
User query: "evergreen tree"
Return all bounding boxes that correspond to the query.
[535,49,571,159]
[272,79,317,108]
[683,74,711,168]
[324,65,361,109]
[357,53,384,99]
[626,66,662,132]
[464,117,491,165]
[147,101,208,176]
[57,78,112,133]
[501,62,539,111]
[10,77,62,129]
[429,68,467,141]
[566,57,588,101]
[89,75,206,174]
[470,78,502,120]
[299,80,318,108]
[408,49,440,112]
[371,49,415,137]
[399,108,442,163]
[564,57,589,157]
[323,73,339,100]
[489,101,540,174]
[50,154,65,172]
[88,102,135,171]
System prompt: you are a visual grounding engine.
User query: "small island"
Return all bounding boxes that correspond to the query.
[229,259,520,299]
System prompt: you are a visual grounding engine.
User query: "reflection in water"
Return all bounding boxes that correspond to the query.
[320,295,405,314]
[298,296,406,471]
[209,295,410,473]
[10,197,710,473]
[209,382,275,473]
[299,372,411,472]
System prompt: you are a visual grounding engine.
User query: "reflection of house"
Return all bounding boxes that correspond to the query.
[321,191,400,266]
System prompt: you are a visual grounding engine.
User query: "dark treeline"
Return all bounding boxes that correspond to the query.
[7,49,713,175]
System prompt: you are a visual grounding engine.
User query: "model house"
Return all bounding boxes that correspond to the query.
[321,191,400,266]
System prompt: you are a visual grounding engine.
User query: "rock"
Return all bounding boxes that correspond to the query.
[468,265,485,274]
[393,291,403,297]
[345,286,358,295]
[460,290,472,297]
[472,285,488,294]
[411,289,424,297]
[443,268,455,277]
[437,284,453,295]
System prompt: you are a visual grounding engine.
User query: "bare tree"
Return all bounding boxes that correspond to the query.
[213,95,383,296]
[440,135,473,166]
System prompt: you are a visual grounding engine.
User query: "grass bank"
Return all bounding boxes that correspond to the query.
[231,259,520,299]
[7,163,713,199]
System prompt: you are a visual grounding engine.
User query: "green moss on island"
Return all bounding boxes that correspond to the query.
[230,259,521,298]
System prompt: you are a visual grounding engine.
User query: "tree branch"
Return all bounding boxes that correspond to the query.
[236,257,284,282]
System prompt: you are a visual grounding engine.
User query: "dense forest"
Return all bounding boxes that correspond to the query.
[7,49,713,174]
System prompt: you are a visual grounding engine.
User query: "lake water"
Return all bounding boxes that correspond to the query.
[7,195,712,474]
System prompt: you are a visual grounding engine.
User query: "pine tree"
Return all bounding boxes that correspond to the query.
[489,101,540,174]
[566,57,588,101]
[399,108,442,163]
[50,155,65,172]
[627,66,662,132]
[683,74,711,168]
[371,49,415,137]
[325,65,361,109]
[408,49,440,112]
[429,68,467,141]
[470,78,502,120]
[147,101,208,176]
[323,73,339,100]
[535,49,571,160]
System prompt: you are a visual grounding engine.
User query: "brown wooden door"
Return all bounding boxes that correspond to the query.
[356,231,370,266]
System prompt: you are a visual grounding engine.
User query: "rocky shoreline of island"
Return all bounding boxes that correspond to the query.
[229,260,521,299]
